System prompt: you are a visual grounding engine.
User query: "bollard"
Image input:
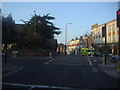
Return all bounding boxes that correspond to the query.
[117,56,120,72]
[49,52,52,59]
[103,59,105,64]
[91,53,93,57]
[102,55,105,64]
[13,51,16,57]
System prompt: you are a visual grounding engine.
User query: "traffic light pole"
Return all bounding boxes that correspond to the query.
[117,7,120,72]
[118,14,120,56]
[117,9,120,55]
[105,32,107,65]
[102,24,107,65]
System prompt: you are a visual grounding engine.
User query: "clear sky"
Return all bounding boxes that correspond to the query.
[2,2,118,44]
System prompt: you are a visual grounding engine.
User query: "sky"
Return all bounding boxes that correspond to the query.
[2,2,118,44]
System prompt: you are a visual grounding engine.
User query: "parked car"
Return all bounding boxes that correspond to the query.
[112,55,118,62]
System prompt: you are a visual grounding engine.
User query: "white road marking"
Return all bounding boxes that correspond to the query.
[2,82,71,89]
[44,59,55,64]
[94,59,97,62]
[3,66,24,78]
[88,57,93,65]
[45,63,89,65]
[92,67,98,72]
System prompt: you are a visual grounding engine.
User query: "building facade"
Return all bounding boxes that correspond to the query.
[66,35,93,55]
[91,19,119,54]
[57,43,65,55]
[67,38,80,55]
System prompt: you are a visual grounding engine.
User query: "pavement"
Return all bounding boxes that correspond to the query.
[98,63,120,80]
[98,56,120,80]
[2,56,120,80]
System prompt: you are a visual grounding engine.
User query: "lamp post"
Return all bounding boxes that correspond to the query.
[85,35,88,48]
[34,11,36,49]
[4,22,8,65]
[65,23,71,56]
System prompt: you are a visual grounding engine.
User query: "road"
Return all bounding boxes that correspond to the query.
[2,55,119,89]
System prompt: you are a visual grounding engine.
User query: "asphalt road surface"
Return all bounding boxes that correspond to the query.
[2,55,119,89]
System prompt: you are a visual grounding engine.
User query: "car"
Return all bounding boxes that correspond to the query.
[0,51,5,57]
[112,55,118,62]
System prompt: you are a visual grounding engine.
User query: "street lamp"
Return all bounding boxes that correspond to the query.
[65,23,72,56]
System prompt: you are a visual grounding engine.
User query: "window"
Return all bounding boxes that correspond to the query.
[112,24,115,31]
[99,35,101,38]
[113,35,116,42]
[108,25,111,32]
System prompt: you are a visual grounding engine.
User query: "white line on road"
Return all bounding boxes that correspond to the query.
[3,66,24,78]
[44,59,55,64]
[88,57,93,66]
[44,63,89,65]
[2,82,71,89]
[91,67,98,72]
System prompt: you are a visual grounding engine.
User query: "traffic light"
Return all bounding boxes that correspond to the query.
[117,9,120,27]
[102,24,106,37]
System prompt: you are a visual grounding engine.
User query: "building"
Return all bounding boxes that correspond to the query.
[91,19,119,54]
[67,38,80,55]
[66,35,93,55]
[57,43,65,55]
[2,24,24,50]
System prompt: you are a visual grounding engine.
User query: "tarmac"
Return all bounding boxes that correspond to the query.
[2,63,24,78]
[2,56,120,80]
